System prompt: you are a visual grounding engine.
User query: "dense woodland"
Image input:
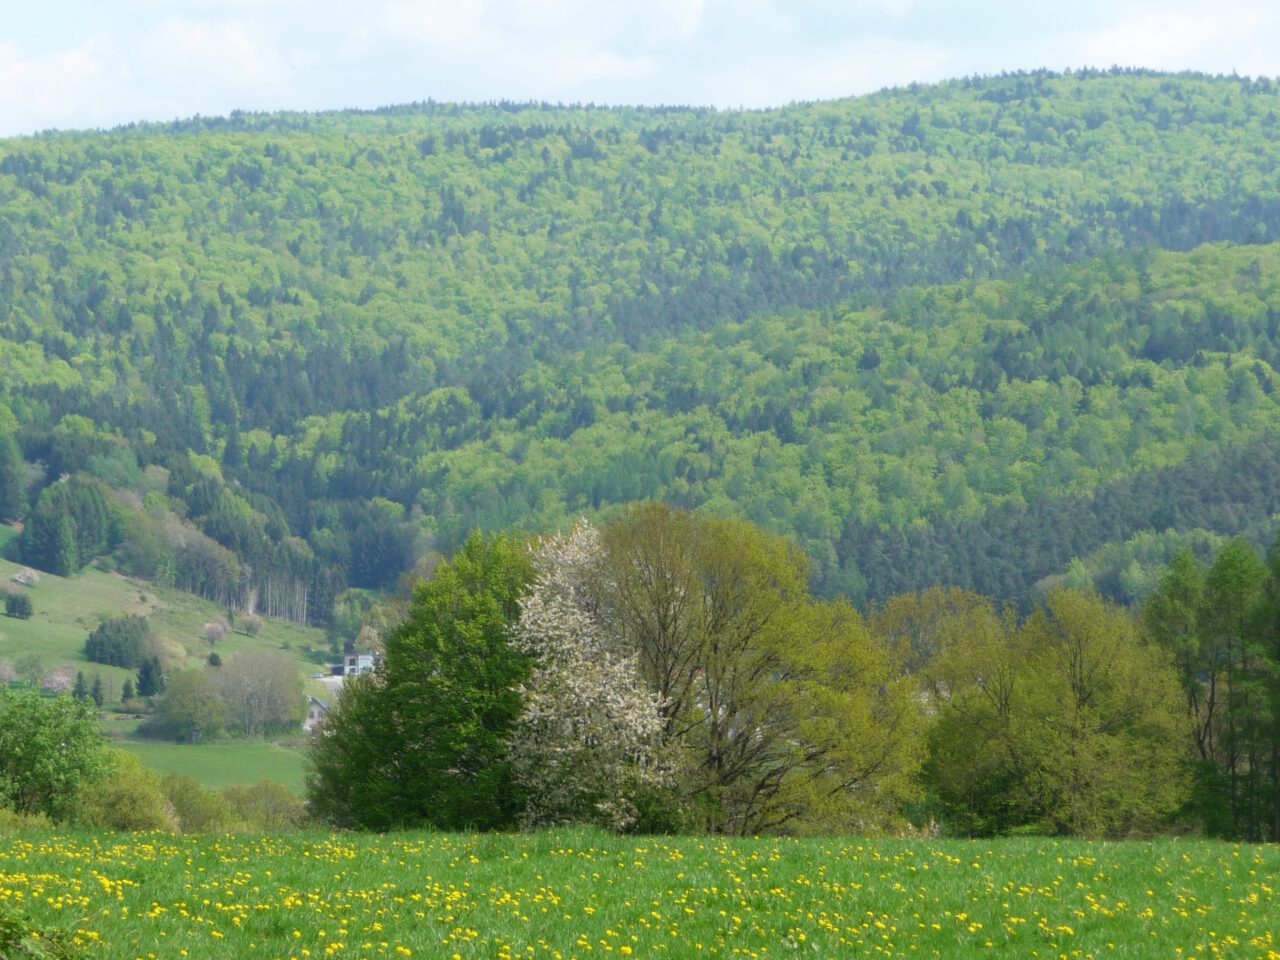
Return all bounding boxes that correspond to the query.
[5,69,1280,623]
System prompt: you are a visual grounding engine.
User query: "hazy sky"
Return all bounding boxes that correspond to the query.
[3,0,1278,137]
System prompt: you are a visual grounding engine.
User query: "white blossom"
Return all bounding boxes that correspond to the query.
[509,520,670,830]
[41,666,74,694]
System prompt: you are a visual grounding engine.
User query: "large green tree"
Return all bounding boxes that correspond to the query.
[155,669,227,743]
[925,588,1189,837]
[215,650,304,737]
[598,503,924,834]
[307,531,535,830]
[508,521,670,831]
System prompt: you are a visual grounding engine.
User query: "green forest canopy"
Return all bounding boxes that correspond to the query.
[4,69,1280,617]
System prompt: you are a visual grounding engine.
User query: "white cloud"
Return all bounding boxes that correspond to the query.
[0,38,111,134]
[547,49,653,84]
[686,34,949,108]
[146,18,287,87]
[792,36,951,99]
[1067,1,1280,76]
[869,0,920,17]
[378,0,670,97]
[382,0,491,49]
[379,0,702,62]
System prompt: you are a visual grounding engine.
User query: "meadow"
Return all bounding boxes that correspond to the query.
[0,541,325,692]
[1,830,1276,960]
[98,718,309,794]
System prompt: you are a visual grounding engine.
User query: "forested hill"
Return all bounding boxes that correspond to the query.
[5,68,1280,620]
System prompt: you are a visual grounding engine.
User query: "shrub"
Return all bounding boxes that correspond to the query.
[15,654,43,687]
[76,749,175,832]
[5,593,32,619]
[0,689,104,821]
[40,668,73,695]
[0,900,80,959]
[163,773,232,833]
[222,781,310,831]
[203,616,230,647]
[84,614,150,668]
[164,774,231,832]
[0,807,50,834]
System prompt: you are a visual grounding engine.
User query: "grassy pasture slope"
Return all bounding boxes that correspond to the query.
[1,830,1276,959]
[2,528,325,792]
[0,547,323,685]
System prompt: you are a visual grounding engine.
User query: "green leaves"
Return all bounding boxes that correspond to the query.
[308,532,535,831]
[0,689,104,822]
[0,899,80,959]
[921,588,1190,837]
[9,75,1280,608]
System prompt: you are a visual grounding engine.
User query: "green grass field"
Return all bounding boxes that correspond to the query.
[99,718,309,794]
[1,830,1276,959]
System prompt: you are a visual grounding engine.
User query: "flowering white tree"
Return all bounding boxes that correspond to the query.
[41,667,74,695]
[509,520,669,830]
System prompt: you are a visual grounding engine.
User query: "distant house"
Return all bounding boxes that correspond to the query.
[303,695,329,732]
[342,652,375,676]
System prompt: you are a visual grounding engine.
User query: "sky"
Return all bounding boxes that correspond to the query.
[2,0,1279,138]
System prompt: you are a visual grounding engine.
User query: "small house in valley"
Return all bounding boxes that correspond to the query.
[341,652,375,676]
[303,695,329,732]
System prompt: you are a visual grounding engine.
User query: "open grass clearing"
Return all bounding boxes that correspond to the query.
[108,737,307,794]
[99,716,308,794]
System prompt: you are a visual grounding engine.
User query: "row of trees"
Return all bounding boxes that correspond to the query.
[307,505,1192,838]
[152,650,304,741]
[9,505,1277,840]
[1143,539,1280,840]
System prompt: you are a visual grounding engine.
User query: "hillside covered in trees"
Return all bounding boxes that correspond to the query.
[4,69,1280,618]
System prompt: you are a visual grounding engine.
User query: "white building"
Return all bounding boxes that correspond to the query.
[303,695,329,732]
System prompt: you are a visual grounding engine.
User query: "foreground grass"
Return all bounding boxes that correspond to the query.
[1,830,1277,959]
